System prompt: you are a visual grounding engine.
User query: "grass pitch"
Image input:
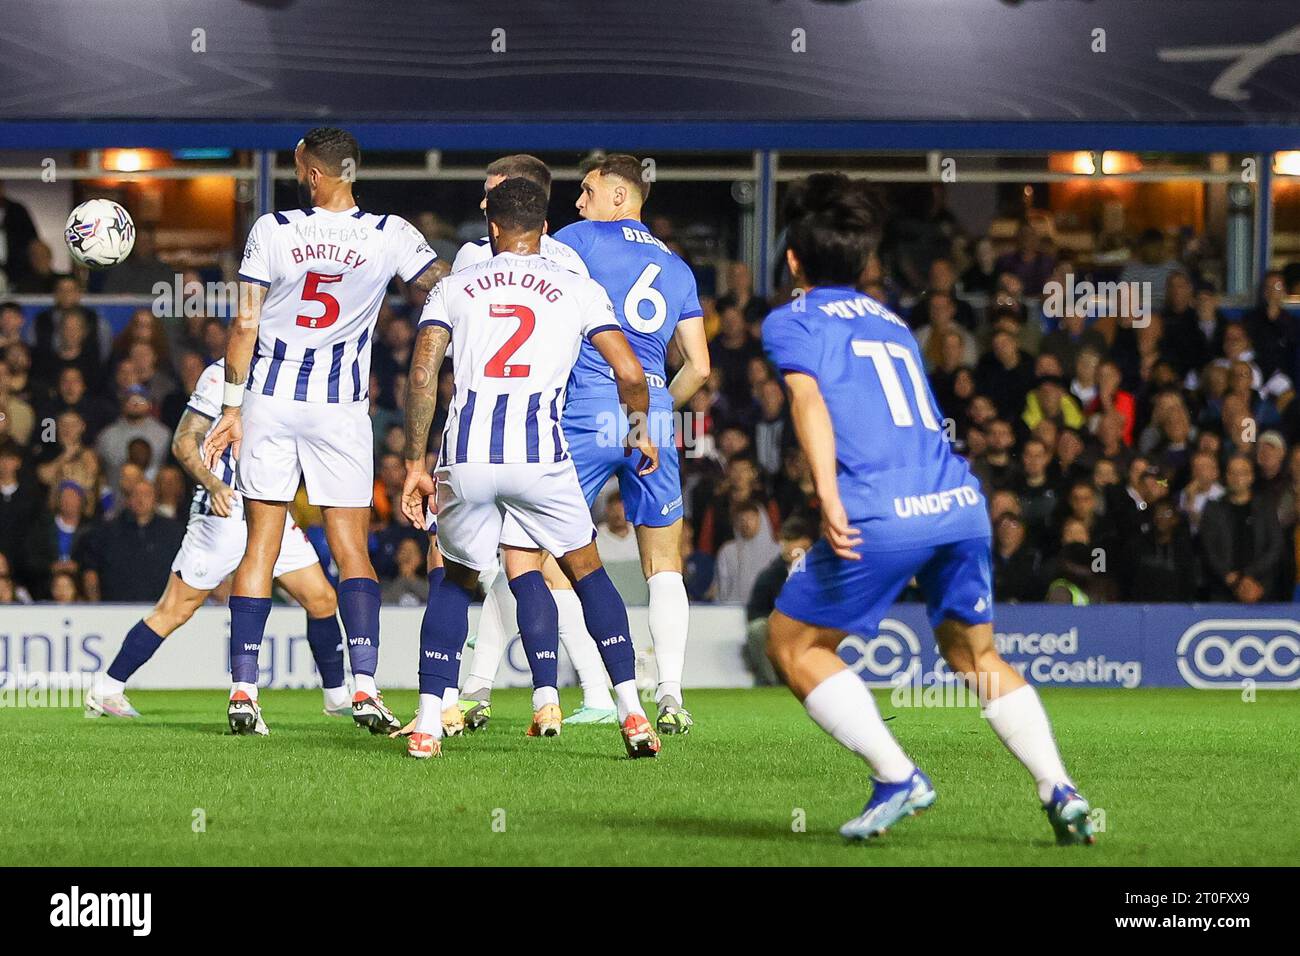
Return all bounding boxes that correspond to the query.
[1,687,1295,866]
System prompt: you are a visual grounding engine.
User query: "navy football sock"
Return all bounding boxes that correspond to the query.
[573,567,636,686]
[509,570,560,690]
[229,596,272,686]
[419,577,472,696]
[106,619,164,684]
[305,614,346,690]
[338,577,381,677]
[416,566,449,686]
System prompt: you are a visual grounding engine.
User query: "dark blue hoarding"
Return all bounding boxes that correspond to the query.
[840,604,1300,690]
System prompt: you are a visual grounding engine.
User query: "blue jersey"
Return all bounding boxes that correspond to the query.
[762,286,989,551]
[553,219,702,411]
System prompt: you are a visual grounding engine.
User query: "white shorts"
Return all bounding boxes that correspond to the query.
[171,511,321,591]
[436,460,596,572]
[237,391,374,507]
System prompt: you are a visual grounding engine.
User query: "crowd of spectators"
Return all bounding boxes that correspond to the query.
[3,191,1300,615]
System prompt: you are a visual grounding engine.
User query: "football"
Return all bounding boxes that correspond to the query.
[64,198,136,268]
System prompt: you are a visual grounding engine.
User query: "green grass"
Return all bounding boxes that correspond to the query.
[1,687,1296,866]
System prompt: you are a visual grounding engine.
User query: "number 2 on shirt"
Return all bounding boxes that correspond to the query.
[485,303,535,378]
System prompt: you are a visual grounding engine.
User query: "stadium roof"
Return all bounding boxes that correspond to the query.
[2,0,1298,149]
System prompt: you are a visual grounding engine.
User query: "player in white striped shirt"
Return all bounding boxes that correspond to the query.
[204,127,447,737]
[426,155,619,736]
[86,359,346,728]
[396,177,662,759]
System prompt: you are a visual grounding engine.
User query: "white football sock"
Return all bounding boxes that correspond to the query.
[442,686,459,711]
[805,669,914,783]
[532,686,559,710]
[415,693,444,737]
[983,684,1072,803]
[464,566,516,695]
[647,571,689,704]
[354,674,377,698]
[99,676,126,697]
[613,680,644,721]
[231,681,258,701]
[553,588,615,710]
[323,685,350,711]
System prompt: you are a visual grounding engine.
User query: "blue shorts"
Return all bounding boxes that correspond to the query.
[562,405,683,528]
[775,533,994,637]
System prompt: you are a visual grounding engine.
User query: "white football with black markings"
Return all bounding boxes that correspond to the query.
[64,198,136,268]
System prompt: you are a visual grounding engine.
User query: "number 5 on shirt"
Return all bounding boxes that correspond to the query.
[296,271,343,329]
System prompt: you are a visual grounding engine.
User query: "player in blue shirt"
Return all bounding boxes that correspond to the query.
[762,174,1095,845]
[550,154,711,733]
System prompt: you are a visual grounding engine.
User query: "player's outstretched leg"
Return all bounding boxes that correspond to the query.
[89,573,210,718]
[457,562,516,731]
[935,618,1095,845]
[440,682,465,737]
[768,610,932,839]
[509,569,564,736]
[405,566,477,758]
[558,543,659,758]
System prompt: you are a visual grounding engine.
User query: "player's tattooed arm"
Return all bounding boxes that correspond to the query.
[591,327,658,476]
[403,322,450,462]
[784,372,863,561]
[408,258,451,297]
[203,281,265,469]
[399,321,451,528]
[668,314,710,409]
[172,409,235,518]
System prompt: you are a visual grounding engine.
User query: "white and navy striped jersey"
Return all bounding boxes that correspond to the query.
[185,359,240,518]
[421,252,619,466]
[238,206,437,403]
[451,233,588,276]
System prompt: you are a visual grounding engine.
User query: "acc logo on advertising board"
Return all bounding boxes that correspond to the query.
[839,618,922,688]
[1176,619,1300,689]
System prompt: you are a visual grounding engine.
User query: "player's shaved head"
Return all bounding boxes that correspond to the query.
[784,173,881,287]
[486,177,549,235]
[583,153,650,202]
[299,126,360,177]
[485,154,552,198]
